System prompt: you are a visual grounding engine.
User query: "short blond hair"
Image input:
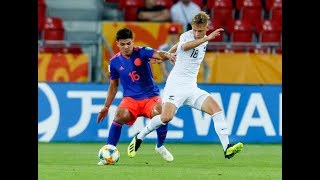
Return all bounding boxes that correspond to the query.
[191,11,210,26]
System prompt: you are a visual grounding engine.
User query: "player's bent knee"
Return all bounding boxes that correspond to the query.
[160,115,173,123]
[115,108,132,123]
[151,104,162,117]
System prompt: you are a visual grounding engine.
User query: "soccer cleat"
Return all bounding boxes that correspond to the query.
[224,142,244,159]
[97,161,104,166]
[127,134,143,158]
[155,145,174,162]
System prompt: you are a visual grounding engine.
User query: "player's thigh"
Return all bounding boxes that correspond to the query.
[184,88,211,112]
[161,85,189,121]
[162,86,187,110]
[143,96,176,120]
[143,96,162,118]
[117,97,139,124]
[151,104,162,118]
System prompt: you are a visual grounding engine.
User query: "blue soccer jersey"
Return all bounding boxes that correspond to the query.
[108,46,160,100]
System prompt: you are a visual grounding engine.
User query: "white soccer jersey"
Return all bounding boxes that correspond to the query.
[166,30,208,87]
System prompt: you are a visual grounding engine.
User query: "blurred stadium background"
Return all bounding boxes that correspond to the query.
[38,0,282,179]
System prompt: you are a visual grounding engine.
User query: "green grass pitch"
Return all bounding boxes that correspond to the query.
[39,142,281,180]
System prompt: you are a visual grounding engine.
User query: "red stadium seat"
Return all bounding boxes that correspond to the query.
[252,19,281,53]
[243,0,262,8]
[227,19,253,42]
[265,0,282,11]
[207,20,224,42]
[207,0,233,9]
[270,7,282,25]
[236,0,245,10]
[239,0,263,26]
[155,0,174,9]
[265,0,273,11]
[38,0,47,32]
[118,0,144,9]
[256,20,281,42]
[124,7,140,21]
[209,0,234,28]
[119,0,144,21]
[226,19,254,52]
[38,0,46,17]
[269,0,282,25]
[43,17,65,40]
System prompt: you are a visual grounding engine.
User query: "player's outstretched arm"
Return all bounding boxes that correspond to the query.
[168,43,178,54]
[206,28,224,41]
[152,50,176,63]
[97,79,119,123]
[181,28,224,51]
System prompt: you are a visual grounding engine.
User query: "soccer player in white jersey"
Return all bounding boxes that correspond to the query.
[127,11,244,160]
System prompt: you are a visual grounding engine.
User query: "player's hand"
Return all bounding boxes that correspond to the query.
[166,52,176,64]
[149,58,163,64]
[97,107,109,123]
[206,28,224,41]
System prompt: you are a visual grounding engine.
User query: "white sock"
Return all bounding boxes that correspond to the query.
[212,111,230,151]
[137,115,165,140]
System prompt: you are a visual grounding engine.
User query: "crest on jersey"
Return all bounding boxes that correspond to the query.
[134,58,142,66]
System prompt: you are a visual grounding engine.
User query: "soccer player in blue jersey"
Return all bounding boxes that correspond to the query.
[97,28,176,165]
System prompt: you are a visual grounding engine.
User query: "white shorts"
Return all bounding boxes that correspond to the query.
[162,85,210,110]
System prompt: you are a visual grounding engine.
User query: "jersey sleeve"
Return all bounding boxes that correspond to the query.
[140,46,155,61]
[109,61,119,80]
[178,32,193,49]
